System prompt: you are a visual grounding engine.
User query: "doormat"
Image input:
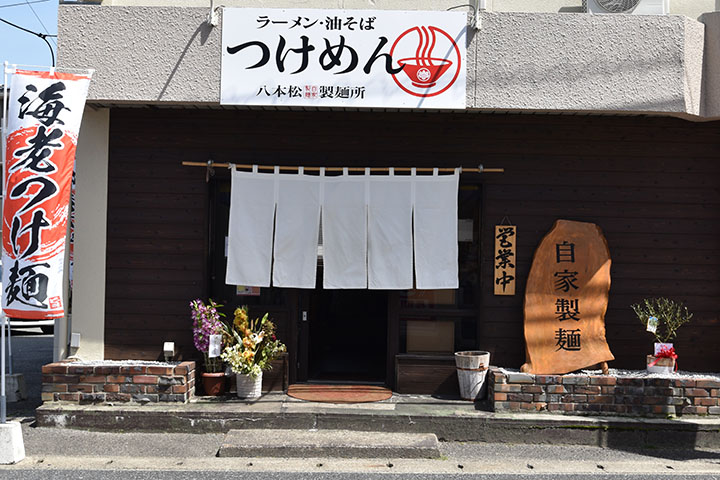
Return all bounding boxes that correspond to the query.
[287,384,392,403]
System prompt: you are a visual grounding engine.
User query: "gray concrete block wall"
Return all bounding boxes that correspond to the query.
[58,5,713,118]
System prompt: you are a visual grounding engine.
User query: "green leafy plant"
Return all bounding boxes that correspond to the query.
[631,297,692,344]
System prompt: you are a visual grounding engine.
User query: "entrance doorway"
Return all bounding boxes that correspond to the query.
[305,290,388,384]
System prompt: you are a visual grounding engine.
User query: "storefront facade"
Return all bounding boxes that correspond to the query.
[57,1,720,394]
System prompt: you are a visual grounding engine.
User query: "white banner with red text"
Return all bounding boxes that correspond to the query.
[2,68,91,319]
[221,8,467,109]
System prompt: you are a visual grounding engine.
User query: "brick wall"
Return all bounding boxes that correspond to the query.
[489,368,720,416]
[42,361,195,404]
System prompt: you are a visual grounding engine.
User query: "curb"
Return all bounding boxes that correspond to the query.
[35,402,720,449]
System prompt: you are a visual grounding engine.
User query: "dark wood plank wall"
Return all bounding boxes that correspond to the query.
[106,109,719,372]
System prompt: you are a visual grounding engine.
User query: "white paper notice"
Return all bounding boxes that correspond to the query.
[208,334,222,358]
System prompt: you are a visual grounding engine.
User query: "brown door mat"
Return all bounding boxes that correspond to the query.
[287,384,392,403]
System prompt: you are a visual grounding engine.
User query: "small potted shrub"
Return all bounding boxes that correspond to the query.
[631,297,692,373]
[190,298,228,395]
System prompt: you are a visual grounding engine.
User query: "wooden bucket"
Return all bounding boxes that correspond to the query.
[454,351,490,401]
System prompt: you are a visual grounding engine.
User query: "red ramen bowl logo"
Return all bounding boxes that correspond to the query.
[390,25,461,98]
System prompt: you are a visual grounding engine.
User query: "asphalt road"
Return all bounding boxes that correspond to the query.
[0,471,719,479]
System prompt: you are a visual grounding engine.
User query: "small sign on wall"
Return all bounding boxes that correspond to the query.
[494,225,516,296]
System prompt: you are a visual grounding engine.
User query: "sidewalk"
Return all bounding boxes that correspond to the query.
[33,391,720,449]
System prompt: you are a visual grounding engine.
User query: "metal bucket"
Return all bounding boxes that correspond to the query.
[454,351,490,401]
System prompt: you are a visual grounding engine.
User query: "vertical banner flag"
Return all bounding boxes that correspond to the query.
[2,69,92,319]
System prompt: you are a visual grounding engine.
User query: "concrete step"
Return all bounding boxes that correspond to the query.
[217,429,441,458]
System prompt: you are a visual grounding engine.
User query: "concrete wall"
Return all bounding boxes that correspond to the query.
[701,12,720,116]
[58,5,710,118]
[98,0,718,20]
[70,107,109,361]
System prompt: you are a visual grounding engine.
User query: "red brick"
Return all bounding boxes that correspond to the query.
[601,386,617,394]
[103,384,120,393]
[694,397,718,406]
[148,366,174,375]
[42,384,68,393]
[146,385,159,393]
[172,384,188,394]
[55,393,81,402]
[520,402,544,411]
[42,374,54,383]
[535,375,559,385]
[712,389,720,398]
[79,375,106,384]
[105,393,132,403]
[521,385,544,394]
[494,384,522,393]
[589,376,616,386]
[682,406,708,415]
[133,375,158,384]
[685,388,710,397]
[507,393,534,402]
[697,380,720,389]
[121,366,147,374]
[68,366,95,375]
[652,405,676,415]
[107,375,128,383]
[587,394,614,404]
[42,363,68,374]
[68,384,97,393]
[53,374,80,384]
[94,366,121,375]
[561,394,587,403]
[674,379,696,388]
[494,392,508,401]
[547,385,567,394]
[574,386,602,395]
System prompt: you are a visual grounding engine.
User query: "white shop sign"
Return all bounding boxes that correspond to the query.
[221,8,467,109]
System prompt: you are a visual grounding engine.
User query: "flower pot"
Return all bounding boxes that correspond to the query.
[646,354,675,374]
[236,372,262,399]
[454,350,490,401]
[201,372,227,396]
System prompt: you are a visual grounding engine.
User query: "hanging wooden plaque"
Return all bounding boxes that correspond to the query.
[494,225,517,296]
[520,220,614,374]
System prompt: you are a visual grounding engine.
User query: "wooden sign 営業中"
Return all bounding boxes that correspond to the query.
[520,220,614,375]
[494,225,516,296]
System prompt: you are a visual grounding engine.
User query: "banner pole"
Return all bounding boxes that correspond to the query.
[1,315,6,424]
[1,62,8,425]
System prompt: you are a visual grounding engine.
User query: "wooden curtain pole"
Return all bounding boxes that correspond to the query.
[181,161,504,173]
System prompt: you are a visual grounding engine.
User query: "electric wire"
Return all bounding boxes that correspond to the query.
[23,0,55,46]
[0,0,51,9]
[0,16,55,66]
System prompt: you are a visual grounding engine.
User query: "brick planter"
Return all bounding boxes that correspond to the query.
[41,361,196,404]
[489,368,720,416]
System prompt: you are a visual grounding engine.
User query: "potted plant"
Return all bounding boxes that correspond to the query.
[631,297,692,374]
[221,306,286,399]
[190,298,228,395]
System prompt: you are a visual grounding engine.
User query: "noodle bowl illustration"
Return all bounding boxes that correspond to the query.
[396,26,453,88]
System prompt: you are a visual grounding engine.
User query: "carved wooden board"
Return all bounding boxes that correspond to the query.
[521,220,614,374]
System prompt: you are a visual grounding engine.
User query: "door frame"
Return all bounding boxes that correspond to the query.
[293,289,399,388]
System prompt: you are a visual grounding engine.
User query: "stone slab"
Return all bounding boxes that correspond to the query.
[217,429,440,458]
[4,374,27,403]
[0,421,26,464]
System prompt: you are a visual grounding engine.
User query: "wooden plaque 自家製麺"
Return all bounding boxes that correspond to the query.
[521,219,614,374]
